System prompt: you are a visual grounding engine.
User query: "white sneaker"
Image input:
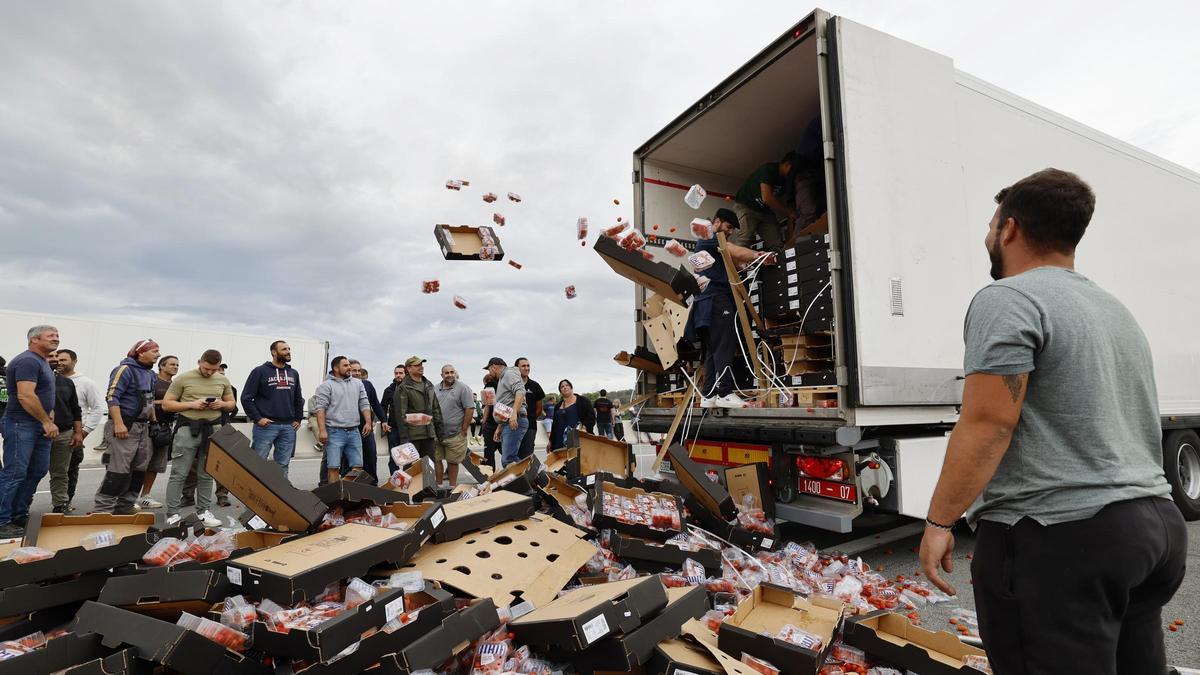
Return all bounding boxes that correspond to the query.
[136,496,163,510]
[714,393,748,409]
[197,510,222,528]
[700,397,718,409]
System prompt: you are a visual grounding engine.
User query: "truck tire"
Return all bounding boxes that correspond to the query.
[1163,429,1200,521]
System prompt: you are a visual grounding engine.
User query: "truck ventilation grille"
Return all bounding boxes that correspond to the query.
[890,277,904,316]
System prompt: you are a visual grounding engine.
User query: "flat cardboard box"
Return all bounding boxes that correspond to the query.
[716,585,845,675]
[435,224,506,261]
[206,425,329,532]
[567,429,634,481]
[312,477,406,507]
[0,632,108,675]
[402,513,595,608]
[545,585,707,671]
[97,569,230,621]
[594,236,699,306]
[591,481,685,542]
[251,582,454,664]
[227,520,437,605]
[649,637,725,675]
[479,454,542,496]
[72,601,270,675]
[0,570,109,620]
[0,513,172,588]
[666,445,735,520]
[431,490,535,543]
[609,533,722,576]
[510,576,668,652]
[62,647,155,675]
[842,610,988,675]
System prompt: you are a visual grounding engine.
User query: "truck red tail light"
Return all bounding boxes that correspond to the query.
[796,456,847,480]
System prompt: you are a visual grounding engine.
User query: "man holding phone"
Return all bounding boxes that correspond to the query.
[161,349,234,527]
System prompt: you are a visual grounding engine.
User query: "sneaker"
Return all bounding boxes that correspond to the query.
[714,393,749,409]
[136,496,163,510]
[51,505,70,514]
[216,497,232,508]
[0,523,25,539]
[197,510,222,528]
[700,396,718,409]
[165,513,182,526]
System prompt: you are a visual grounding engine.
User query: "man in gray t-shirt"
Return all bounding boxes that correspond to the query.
[484,357,526,467]
[919,169,1185,674]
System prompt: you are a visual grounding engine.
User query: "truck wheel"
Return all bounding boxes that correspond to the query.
[775,483,795,504]
[1163,429,1200,521]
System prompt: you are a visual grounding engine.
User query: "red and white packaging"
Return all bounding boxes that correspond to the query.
[482,192,498,203]
[564,285,577,299]
[690,218,714,239]
[445,179,464,191]
[388,470,413,490]
[405,413,432,426]
[492,402,513,422]
[453,295,468,310]
[481,387,496,405]
[421,279,440,294]
[619,230,646,251]
[479,245,498,261]
[664,239,687,257]
[741,654,780,675]
[688,250,716,271]
[177,612,248,652]
[576,217,589,240]
[508,260,522,270]
[3,546,54,564]
[603,222,627,238]
[693,273,710,292]
[142,537,184,566]
[391,443,420,466]
[507,192,522,203]
[493,213,505,226]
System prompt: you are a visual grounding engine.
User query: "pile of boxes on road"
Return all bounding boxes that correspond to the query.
[0,425,988,675]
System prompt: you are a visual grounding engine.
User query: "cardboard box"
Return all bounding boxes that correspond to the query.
[141,529,295,573]
[842,610,988,675]
[0,570,109,620]
[682,618,768,675]
[206,425,329,532]
[613,348,665,375]
[62,647,155,675]
[479,454,543,496]
[716,585,846,675]
[227,518,438,605]
[649,637,726,675]
[609,533,722,576]
[458,452,490,483]
[724,462,776,520]
[97,569,230,621]
[251,583,454,664]
[567,429,635,483]
[545,585,707,671]
[594,236,699,306]
[386,456,441,503]
[591,481,685,542]
[543,447,577,474]
[0,633,109,675]
[0,603,81,641]
[312,477,407,508]
[510,576,668,652]
[431,490,535,543]
[0,513,174,588]
[666,445,735,520]
[434,224,506,261]
[537,473,592,530]
[72,601,271,675]
[404,513,595,608]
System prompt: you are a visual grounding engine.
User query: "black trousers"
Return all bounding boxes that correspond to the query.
[701,293,738,398]
[972,497,1187,675]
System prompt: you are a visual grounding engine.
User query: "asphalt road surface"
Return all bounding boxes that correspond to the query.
[25,456,1200,669]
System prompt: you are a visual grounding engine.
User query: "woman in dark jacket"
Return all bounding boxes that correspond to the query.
[549,379,596,450]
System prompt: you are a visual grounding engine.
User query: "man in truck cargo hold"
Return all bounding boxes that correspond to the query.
[919,168,1186,674]
[730,151,796,252]
[93,338,158,517]
[161,349,234,528]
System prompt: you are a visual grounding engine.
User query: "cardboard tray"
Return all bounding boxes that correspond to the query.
[510,576,668,652]
[251,582,454,664]
[591,480,686,543]
[536,473,594,531]
[686,496,777,551]
[137,529,296,573]
[227,511,441,605]
[312,477,407,507]
[594,235,699,306]
[479,454,543,496]
[609,532,722,576]
[62,647,155,675]
[842,610,988,675]
[0,632,109,675]
[0,513,176,589]
[666,445,736,520]
[543,585,707,671]
[206,425,329,532]
[402,513,596,609]
[649,637,726,675]
[724,462,776,521]
[566,429,634,481]
[97,569,230,621]
[0,603,82,641]
[386,456,441,503]
[543,448,577,474]
[72,601,271,675]
[432,490,536,543]
[435,224,506,261]
[0,570,110,620]
[716,585,846,675]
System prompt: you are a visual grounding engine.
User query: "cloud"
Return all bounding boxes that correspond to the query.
[1,0,1198,393]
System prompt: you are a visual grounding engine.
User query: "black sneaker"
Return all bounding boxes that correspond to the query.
[51,505,69,514]
[0,523,25,539]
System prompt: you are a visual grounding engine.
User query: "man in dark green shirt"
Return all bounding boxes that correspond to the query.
[730,151,797,251]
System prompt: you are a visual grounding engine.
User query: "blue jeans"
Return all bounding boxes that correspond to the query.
[251,423,297,475]
[324,427,363,469]
[500,416,529,467]
[596,421,614,439]
[0,418,52,525]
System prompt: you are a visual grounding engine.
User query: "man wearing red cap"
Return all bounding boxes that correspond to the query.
[93,339,160,514]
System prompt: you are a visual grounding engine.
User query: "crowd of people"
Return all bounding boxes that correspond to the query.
[0,335,631,538]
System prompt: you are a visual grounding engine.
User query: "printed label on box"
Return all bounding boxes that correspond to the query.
[787,273,797,284]
[431,508,445,527]
[786,260,797,271]
[581,614,610,645]
[760,538,774,549]
[226,566,242,586]
[386,597,404,623]
[586,475,596,485]
[248,515,267,530]
[789,299,800,310]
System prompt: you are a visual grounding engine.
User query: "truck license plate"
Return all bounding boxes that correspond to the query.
[798,477,857,503]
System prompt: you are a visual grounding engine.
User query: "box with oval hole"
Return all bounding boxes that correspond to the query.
[250,582,453,664]
[430,490,535,543]
[589,480,685,542]
[509,576,669,653]
[96,569,229,622]
[0,570,110,621]
[401,513,595,609]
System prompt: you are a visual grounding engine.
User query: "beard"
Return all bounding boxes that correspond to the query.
[988,239,1004,280]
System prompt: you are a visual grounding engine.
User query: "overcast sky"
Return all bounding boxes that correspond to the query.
[2,1,1197,392]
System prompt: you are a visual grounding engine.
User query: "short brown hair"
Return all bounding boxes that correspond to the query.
[200,349,222,365]
[995,168,1095,254]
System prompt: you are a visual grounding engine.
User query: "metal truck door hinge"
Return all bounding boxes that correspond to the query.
[828,251,842,270]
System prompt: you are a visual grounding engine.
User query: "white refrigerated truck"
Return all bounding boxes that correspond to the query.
[0,308,329,452]
[632,10,1200,531]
